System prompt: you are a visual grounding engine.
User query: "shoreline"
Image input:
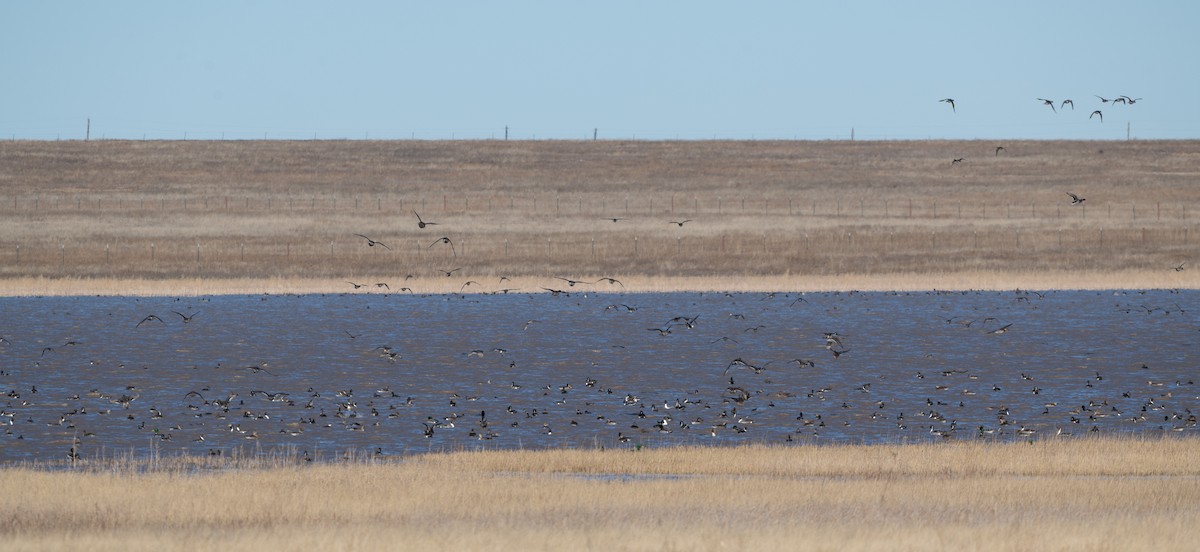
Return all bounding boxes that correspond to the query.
[2,269,1196,296]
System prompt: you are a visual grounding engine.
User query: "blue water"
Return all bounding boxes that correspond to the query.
[1,290,1197,463]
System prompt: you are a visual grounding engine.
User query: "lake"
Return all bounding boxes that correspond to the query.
[1,289,1196,463]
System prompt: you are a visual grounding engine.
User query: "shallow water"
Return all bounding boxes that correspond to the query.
[1,290,1197,463]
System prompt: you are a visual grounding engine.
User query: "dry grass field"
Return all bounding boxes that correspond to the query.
[1,139,1198,294]
[2,436,1197,551]
[3,141,1198,549]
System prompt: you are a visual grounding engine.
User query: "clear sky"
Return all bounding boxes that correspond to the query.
[3,1,1197,141]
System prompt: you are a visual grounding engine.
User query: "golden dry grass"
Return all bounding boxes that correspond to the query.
[1,139,1198,294]
[2,436,1197,551]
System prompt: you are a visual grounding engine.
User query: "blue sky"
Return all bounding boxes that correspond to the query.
[2,2,1197,140]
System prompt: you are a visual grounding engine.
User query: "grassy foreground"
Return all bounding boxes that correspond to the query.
[1,139,1198,294]
[2,436,1198,551]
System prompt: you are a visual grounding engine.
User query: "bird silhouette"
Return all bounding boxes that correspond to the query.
[171,311,199,323]
[1060,99,1074,110]
[1038,98,1057,112]
[1174,262,1185,272]
[987,323,1013,335]
[413,210,437,229]
[441,267,462,277]
[1090,110,1103,123]
[939,98,956,112]
[995,146,1006,156]
[669,220,692,227]
[354,234,390,249]
[1095,95,1111,104]
[596,277,625,288]
[952,158,965,165]
[1067,192,1086,205]
[428,237,456,256]
[136,314,165,328]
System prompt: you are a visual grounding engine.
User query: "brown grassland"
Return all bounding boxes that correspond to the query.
[2,140,1198,550]
[0,139,1197,294]
[1,437,1198,551]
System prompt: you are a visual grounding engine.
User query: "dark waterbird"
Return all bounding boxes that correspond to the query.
[413,210,437,229]
[354,234,390,249]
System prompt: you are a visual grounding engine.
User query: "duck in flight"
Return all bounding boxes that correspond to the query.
[1060,99,1074,111]
[596,277,625,288]
[354,234,390,249]
[995,146,1006,156]
[1038,98,1057,113]
[171,311,199,323]
[1067,192,1086,205]
[413,210,437,229]
[1090,110,1103,123]
[939,98,955,112]
[429,236,457,256]
[951,158,965,165]
[669,220,692,227]
[136,314,165,328]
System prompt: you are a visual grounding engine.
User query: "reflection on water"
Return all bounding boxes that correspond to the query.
[1,290,1197,462]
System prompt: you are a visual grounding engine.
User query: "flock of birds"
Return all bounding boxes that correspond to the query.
[1,286,1196,464]
[939,94,1141,124]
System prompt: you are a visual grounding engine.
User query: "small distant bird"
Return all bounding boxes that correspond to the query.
[136,314,165,328]
[952,158,965,165]
[413,210,437,229]
[354,234,390,249]
[1095,95,1111,104]
[374,283,389,290]
[441,267,462,277]
[555,277,589,287]
[1089,110,1103,123]
[595,277,624,288]
[460,280,479,292]
[669,220,692,227]
[171,311,199,323]
[1118,95,1141,105]
[1038,98,1057,112]
[987,323,1013,335]
[347,281,365,289]
[1060,99,1074,110]
[1174,262,1185,272]
[939,98,956,112]
[428,236,456,256]
[1066,192,1086,205]
[602,217,625,223]
[995,146,1006,156]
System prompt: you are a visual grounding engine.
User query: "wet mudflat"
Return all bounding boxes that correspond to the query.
[1,289,1196,463]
